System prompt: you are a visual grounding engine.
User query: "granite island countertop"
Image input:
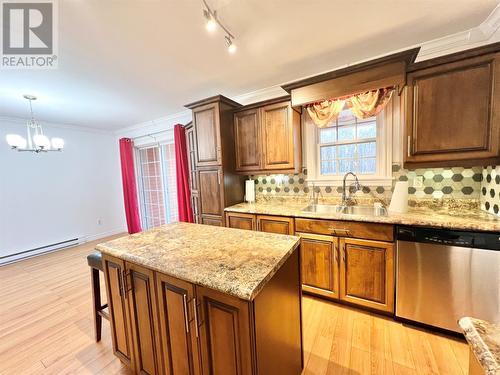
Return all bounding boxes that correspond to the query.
[459,317,500,374]
[225,201,500,232]
[96,222,300,301]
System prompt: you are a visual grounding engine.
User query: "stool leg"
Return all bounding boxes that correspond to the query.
[91,267,102,342]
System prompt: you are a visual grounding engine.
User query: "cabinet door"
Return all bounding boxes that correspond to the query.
[198,167,223,217]
[102,254,134,367]
[261,102,294,170]
[234,109,262,171]
[156,273,201,375]
[256,215,294,235]
[298,233,339,299]
[226,212,256,230]
[193,103,221,167]
[126,263,162,375]
[201,215,223,227]
[339,238,394,312]
[196,286,253,375]
[406,53,500,165]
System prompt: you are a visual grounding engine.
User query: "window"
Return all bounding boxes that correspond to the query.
[305,102,393,186]
[136,144,178,229]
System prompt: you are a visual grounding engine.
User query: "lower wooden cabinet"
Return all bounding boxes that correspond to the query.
[156,274,201,375]
[226,212,256,230]
[339,238,394,313]
[257,215,294,234]
[103,255,134,367]
[103,253,303,375]
[298,233,339,299]
[224,212,396,313]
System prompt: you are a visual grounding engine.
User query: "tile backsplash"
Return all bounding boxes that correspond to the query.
[252,164,484,201]
[481,166,500,216]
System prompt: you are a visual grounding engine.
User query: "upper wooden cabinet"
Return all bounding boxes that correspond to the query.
[234,99,302,174]
[192,103,222,167]
[405,50,500,167]
[234,108,262,171]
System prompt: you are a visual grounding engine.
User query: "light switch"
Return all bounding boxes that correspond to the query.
[414,176,423,188]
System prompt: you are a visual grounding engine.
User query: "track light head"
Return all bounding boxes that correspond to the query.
[204,9,217,32]
[225,35,236,54]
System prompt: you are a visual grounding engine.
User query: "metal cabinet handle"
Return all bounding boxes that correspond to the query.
[330,228,350,236]
[120,269,127,298]
[183,294,190,333]
[193,297,199,338]
[407,135,411,158]
[217,170,221,185]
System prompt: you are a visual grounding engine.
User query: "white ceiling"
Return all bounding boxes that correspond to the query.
[0,0,498,130]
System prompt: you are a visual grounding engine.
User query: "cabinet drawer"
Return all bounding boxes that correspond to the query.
[295,218,394,242]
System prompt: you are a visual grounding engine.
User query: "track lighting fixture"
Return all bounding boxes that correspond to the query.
[201,0,237,54]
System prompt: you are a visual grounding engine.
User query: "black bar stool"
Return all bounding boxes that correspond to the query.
[87,251,109,342]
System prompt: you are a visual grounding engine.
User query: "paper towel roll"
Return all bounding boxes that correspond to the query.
[388,181,408,213]
[245,179,255,203]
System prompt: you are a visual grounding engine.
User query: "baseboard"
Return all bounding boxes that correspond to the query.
[82,227,128,243]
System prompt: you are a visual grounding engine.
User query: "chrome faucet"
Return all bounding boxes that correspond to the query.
[342,172,361,206]
[310,182,319,205]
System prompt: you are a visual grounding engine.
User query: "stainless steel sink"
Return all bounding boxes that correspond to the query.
[302,204,387,216]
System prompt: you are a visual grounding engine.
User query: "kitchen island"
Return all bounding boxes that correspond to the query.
[96,222,302,375]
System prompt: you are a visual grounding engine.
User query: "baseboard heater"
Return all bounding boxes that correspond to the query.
[0,238,82,265]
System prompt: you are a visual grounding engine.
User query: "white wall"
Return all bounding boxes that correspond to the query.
[0,118,126,259]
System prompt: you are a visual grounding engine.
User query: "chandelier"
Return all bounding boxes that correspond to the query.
[6,95,64,153]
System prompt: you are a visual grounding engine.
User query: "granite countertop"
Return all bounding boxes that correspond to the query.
[459,317,500,374]
[96,222,300,301]
[225,200,500,232]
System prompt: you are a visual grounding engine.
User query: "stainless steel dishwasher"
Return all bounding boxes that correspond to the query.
[396,226,500,333]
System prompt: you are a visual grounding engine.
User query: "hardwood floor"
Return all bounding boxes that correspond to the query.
[0,236,468,375]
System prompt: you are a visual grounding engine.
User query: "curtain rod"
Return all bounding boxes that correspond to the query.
[132,129,173,140]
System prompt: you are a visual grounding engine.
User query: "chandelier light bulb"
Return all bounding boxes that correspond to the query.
[51,137,65,150]
[6,134,27,149]
[33,134,51,149]
[228,42,237,54]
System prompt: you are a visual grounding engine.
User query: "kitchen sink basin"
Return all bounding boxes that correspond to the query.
[301,204,387,217]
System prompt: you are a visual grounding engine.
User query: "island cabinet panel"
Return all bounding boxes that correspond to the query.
[196,286,253,375]
[156,274,201,375]
[234,109,262,171]
[126,263,162,375]
[253,250,303,375]
[298,233,339,299]
[102,254,134,368]
[193,103,221,167]
[339,238,394,313]
[256,215,294,235]
[405,52,500,167]
[225,212,256,231]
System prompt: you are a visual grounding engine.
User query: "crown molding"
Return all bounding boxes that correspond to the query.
[232,85,288,105]
[115,109,192,139]
[0,115,114,135]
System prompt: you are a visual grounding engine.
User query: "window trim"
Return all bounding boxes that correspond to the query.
[304,104,393,187]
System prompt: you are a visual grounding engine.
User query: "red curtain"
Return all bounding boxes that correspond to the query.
[174,124,193,223]
[119,138,142,234]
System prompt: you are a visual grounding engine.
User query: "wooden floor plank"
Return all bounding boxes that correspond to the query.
[0,236,468,374]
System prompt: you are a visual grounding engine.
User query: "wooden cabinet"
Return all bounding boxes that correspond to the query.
[193,103,221,167]
[102,254,134,368]
[126,263,162,375]
[257,215,294,235]
[104,252,302,375]
[156,274,201,375]
[234,99,302,174]
[234,109,261,171]
[339,238,394,313]
[226,212,256,230]
[298,233,339,299]
[186,96,246,227]
[405,51,500,167]
[197,286,253,375]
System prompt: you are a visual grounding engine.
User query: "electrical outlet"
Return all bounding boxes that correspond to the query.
[97,218,102,225]
[414,176,423,188]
